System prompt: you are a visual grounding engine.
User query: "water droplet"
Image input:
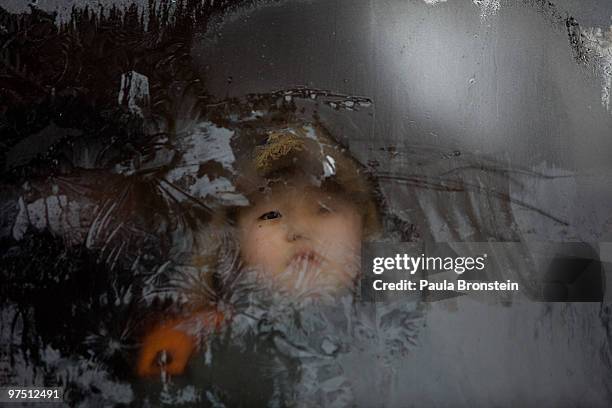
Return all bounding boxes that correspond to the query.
[321,338,338,355]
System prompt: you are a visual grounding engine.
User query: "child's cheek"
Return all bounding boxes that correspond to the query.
[328,212,362,241]
[241,223,283,268]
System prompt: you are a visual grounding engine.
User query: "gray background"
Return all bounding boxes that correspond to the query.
[192,0,612,171]
[3,0,611,169]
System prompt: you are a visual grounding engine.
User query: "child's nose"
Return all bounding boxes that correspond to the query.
[286,229,302,242]
[285,218,311,242]
[286,225,305,242]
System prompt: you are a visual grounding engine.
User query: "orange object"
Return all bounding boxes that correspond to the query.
[136,310,225,377]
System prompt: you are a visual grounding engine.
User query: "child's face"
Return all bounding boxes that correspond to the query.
[237,179,363,297]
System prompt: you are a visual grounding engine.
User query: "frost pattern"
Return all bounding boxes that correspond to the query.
[420,0,499,20]
[582,25,612,113]
[118,71,150,117]
[473,0,500,20]
[215,272,424,406]
[166,121,248,205]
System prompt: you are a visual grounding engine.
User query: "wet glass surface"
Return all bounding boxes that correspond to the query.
[1,1,612,406]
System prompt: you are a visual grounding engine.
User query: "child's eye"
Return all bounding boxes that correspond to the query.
[317,203,333,214]
[258,210,282,220]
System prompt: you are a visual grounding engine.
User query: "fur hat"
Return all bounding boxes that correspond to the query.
[229,120,381,237]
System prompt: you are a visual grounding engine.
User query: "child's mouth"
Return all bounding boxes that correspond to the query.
[289,250,323,267]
